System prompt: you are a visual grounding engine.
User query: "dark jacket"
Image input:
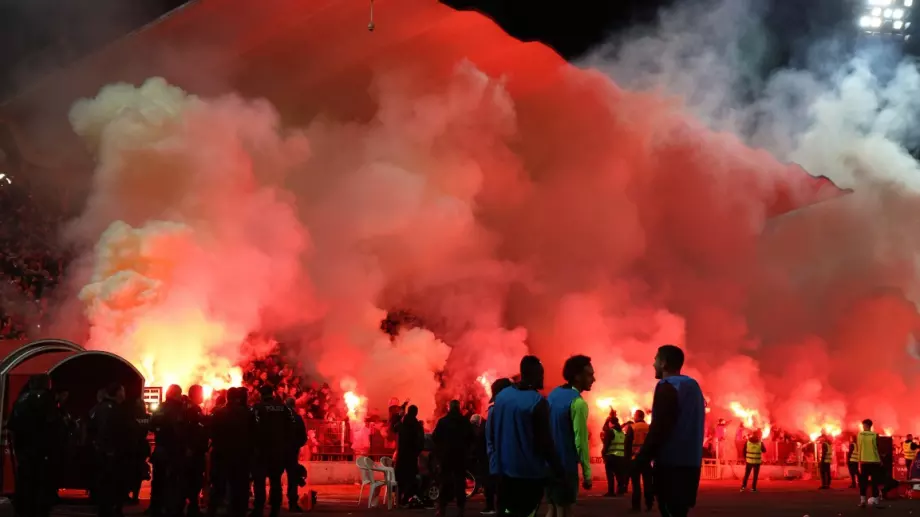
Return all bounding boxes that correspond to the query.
[252,397,293,464]
[432,409,474,470]
[88,398,133,457]
[8,388,62,455]
[151,398,186,453]
[211,401,256,463]
[289,411,308,455]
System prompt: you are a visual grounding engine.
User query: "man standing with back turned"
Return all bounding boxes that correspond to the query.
[634,345,705,517]
[855,419,883,508]
[546,355,595,517]
[492,356,565,517]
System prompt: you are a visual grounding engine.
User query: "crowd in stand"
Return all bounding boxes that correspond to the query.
[0,171,70,339]
[240,352,348,422]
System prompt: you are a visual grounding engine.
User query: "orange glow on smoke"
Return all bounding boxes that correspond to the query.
[592,390,651,421]
[136,318,244,398]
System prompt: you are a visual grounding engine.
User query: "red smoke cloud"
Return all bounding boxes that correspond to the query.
[46,0,920,434]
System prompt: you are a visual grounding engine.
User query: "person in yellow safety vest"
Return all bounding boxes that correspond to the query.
[818,434,833,489]
[846,436,859,489]
[602,417,627,496]
[624,410,653,512]
[855,419,884,508]
[740,430,765,492]
[903,434,918,479]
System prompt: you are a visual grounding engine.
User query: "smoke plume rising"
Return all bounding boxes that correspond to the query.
[59,0,920,438]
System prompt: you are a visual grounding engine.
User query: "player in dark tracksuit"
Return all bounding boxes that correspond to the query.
[634,346,705,517]
[489,356,565,517]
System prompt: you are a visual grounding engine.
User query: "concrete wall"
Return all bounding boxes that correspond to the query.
[307,461,852,485]
[309,461,363,485]
[714,464,849,481]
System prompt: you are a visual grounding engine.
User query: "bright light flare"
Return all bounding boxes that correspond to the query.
[344,391,367,422]
[0,173,10,186]
[729,401,760,428]
[728,401,771,437]
[477,372,494,399]
[591,390,652,425]
[595,397,615,411]
[805,416,841,442]
[884,427,894,436]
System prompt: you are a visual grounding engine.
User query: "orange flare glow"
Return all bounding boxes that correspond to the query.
[344,391,367,422]
[477,372,493,399]
[805,416,841,442]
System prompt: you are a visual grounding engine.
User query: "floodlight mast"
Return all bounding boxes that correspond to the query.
[368,0,375,32]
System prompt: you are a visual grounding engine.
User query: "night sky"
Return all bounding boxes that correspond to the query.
[0,0,905,101]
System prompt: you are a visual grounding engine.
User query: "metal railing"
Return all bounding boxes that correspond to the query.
[305,419,395,462]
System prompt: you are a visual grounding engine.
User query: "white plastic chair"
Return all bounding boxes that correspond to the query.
[356,456,383,507]
[377,457,398,507]
[355,456,397,509]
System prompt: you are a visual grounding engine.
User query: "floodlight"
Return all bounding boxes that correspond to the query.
[872,7,882,15]
[895,19,905,28]
[906,0,913,8]
[872,16,884,27]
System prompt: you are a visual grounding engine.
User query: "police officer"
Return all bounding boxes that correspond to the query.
[88,383,132,517]
[284,398,307,512]
[184,385,208,517]
[251,385,292,517]
[8,374,63,517]
[209,387,255,517]
[127,399,152,504]
[150,384,186,517]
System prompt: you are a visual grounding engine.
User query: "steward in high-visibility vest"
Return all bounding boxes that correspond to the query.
[846,437,859,489]
[817,436,833,489]
[904,438,918,461]
[857,430,880,463]
[740,431,765,492]
[628,420,650,458]
[607,429,626,457]
[819,440,832,463]
[602,419,628,496]
[625,410,653,511]
[745,440,763,464]
[855,419,883,508]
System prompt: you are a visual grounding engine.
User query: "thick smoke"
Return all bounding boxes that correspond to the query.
[63,0,920,436]
[587,0,920,436]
